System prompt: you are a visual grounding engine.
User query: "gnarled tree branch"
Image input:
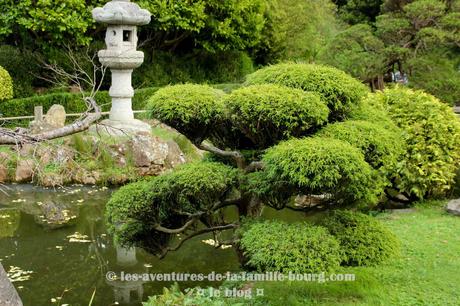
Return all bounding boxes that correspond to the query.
[197,142,246,169]
[158,223,237,259]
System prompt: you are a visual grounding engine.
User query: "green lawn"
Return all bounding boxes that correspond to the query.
[248,201,460,306]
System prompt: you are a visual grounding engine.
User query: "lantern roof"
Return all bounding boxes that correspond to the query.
[92,0,151,26]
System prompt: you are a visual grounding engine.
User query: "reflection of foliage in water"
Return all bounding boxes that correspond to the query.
[0,209,20,238]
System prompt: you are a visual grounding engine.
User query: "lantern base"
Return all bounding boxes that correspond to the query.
[90,119,151,136]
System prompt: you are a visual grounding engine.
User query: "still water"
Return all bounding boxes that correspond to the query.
[0,184,245,306]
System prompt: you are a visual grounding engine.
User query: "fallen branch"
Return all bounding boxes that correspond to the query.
[0,97,101,145]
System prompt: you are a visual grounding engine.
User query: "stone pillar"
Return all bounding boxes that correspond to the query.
[109,69,135,121]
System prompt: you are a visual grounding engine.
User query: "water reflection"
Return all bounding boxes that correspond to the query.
[108,245,146,304]
[0,184,240,306]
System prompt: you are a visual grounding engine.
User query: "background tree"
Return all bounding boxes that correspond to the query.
[333,0,384,24]
[319,24,387,90]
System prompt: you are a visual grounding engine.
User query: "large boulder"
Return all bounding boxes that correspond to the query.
[446,199,460,216]
[130,132,186,175]
[0,165,8,183]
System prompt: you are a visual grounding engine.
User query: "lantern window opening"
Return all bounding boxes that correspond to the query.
[123,30,132,42]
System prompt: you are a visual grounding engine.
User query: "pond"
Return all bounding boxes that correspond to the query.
[0,184,306,305]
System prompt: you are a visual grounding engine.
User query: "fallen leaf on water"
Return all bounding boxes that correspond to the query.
[67,232,91,243]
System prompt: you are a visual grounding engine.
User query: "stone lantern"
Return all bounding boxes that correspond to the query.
[92,0,151,134]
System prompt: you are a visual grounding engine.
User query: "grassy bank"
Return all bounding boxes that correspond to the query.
[247,202,460,305]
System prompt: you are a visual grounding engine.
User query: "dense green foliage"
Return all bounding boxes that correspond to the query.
[139,0,267,52]
[322,210,400,266]
[135,50,254,87]
[224,84,329,148]
[239,220,342,273]
[146,84,225,142]
[407,50,460,105]
[0,0,102,46]
[245,63,368,119]
[333,0,383,24]
[0,66,13,101]
[143,283,238,306]
[347,96,395,127]
[323,0,460,104]
[106,162,240,249]
[251,137,381,207]
[317,120,403,170]
[368,87,460,199]
[0,45,40,98]
[260,0,340,62]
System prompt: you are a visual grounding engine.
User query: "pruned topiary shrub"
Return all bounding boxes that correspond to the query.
[347,96,395,128]
[367,87,460,199]
[0,66,13,101]
[223,84,329,148]
[317,120,404,170]
[244,63,368,119]
[146,84,225,142]
[106,162,240,251]
[238,220,342,273]
[321,210,400,266]
[249,137,382,208]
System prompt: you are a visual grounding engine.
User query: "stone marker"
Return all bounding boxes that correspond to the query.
[446,199,460,216]
[29,104,66,134]
[91,0,152,135]
[44,104,66,128]
[0,263,23,306]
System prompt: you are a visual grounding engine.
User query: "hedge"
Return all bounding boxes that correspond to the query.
[0,87,160,123]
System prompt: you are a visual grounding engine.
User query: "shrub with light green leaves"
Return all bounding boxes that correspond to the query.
[322,210,400,266]
[238,220,342,273]
[0,66,13,101]
[244,63,368,119]
[146,84,225,142]
[250,137,382,208]
[223,84,329,148]
[368,87,460,199]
